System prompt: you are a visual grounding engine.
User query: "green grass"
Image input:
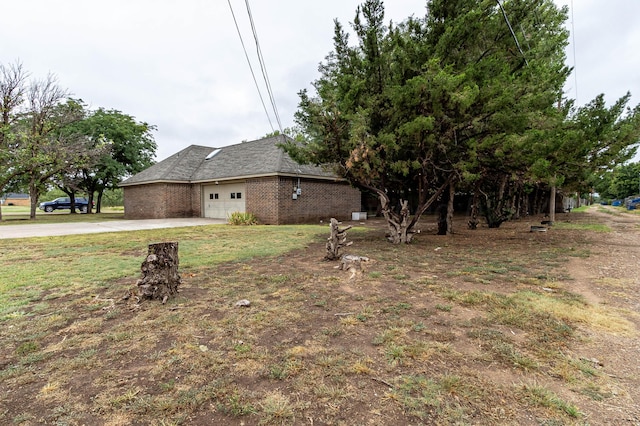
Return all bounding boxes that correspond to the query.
[553,222,611,232]
[569,206,590,213]
[0,224,325,319]
[0,205,125,225]
[520,383,581,417]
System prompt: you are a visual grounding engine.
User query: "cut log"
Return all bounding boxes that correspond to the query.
[325,218,353,261]
[136,242,181,304]
[337,254,370,279]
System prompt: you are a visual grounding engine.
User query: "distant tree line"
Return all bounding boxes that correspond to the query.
[283,0,640,243]
[0,61,156,220]
[595,162,640,201]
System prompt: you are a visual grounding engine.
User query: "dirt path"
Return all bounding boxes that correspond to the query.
[565,206,640,423]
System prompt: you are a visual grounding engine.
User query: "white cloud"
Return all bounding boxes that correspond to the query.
[2,0,638,161]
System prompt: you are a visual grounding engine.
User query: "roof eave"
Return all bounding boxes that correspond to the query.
[119,179,192,187]
[191,172,346,184]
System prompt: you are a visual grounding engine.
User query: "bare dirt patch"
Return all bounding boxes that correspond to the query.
[1,207,640,425]
[562,207,640,423]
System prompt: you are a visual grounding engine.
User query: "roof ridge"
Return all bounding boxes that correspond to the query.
[169,145,216,180]
[156,149,183,181]
[192,146,219,179]
[273,135,288,173]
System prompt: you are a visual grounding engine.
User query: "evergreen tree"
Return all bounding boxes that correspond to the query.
[286,0,571,241]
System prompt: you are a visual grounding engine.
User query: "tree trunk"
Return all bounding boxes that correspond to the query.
[468,188,479,230]
[136,242,181,304]
[446,180,455,235]
[480,175,512,228]
[28,179,39,220]
[69,193,78,214]
[549,185,556,224]
[511,191,520,220]
[376,179,451,244]
[521,190,529,217]
[379,196,412,244]
[437,204,447,235]
[437,181,455,235]
[325,218,353,260]
[96,188,105,214]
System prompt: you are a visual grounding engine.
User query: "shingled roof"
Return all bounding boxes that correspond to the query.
[120,135,338,186]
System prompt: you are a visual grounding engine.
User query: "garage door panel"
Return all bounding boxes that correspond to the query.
[203,183,246,219]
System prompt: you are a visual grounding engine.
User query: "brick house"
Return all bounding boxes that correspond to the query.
[119,135,362,224]
[1,193,30,207]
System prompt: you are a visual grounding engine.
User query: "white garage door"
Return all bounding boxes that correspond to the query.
[203,182,246,219]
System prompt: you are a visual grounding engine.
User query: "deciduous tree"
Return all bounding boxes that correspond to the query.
[0,61,157,218]
[594,162,640,200]
[0,61,28,221]
[12,75,85,219]
[75,108,156,213]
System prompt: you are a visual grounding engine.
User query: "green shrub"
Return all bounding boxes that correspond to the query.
[228,212,258,225]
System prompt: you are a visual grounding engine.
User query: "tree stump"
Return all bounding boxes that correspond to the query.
[136,242,181,304]
[325,218,353,260]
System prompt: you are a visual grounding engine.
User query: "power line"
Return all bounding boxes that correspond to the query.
[570,0,578,103]
[226,0,275,133]
[244,0,283,134]
[496,0,528,66]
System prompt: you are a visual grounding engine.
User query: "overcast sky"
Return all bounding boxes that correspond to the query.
[3,1,639,161]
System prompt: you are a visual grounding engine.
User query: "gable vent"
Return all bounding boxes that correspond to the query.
[205,148,222,160]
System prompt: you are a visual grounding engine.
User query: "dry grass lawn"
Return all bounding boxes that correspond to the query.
[1,207,639,425]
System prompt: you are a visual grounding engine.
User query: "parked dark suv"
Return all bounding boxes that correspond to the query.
[39,197,92,213]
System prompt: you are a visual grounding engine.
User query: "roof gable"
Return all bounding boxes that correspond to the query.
[120,135,337,186]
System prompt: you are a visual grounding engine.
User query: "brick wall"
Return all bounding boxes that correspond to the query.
[125,178,360,223]
[3,197,30,207]
[124,184,165,219]
[191,183,202,217]
[246,177,361,224]
[124,183,198,219]
[246,177,279,224]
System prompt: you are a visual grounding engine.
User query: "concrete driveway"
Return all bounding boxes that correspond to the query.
[0,218,226,239]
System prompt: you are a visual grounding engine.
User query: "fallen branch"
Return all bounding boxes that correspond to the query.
[337,254,370,279]
[93,295,115,310]
[371,377,394,389]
